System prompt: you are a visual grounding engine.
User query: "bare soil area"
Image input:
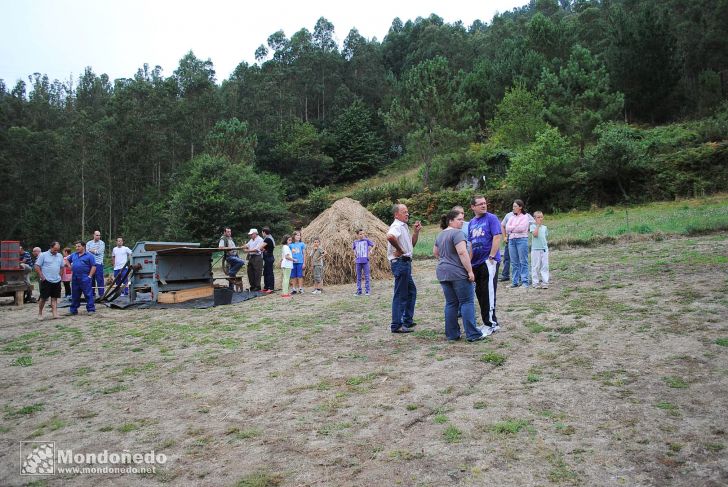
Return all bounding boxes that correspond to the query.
[1,234,727,486]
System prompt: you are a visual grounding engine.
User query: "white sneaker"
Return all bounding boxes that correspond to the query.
[541,283,549,289]
[491,324,501,333]
[299,288,304,294]
[478,325,494,337]
[365,292,370,296]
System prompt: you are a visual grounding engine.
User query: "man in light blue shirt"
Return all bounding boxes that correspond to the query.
[86,230,106,297]
[35,242,64,319]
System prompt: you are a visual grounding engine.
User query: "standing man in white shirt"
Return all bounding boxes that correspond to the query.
[111,237,132,296]
[244,229,265,292]
[386,204,422,334]
[86,230,105,297]
[35,242,64,319]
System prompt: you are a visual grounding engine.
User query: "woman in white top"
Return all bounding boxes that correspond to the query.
[280,235,294,298]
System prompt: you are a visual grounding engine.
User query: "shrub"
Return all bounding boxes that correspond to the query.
[351,179,421,206]
[399,189,475,224]
[166,155,289,243]
[306,187,334,216]
[425,151,474,190]
[507,127,578,199]
[368,199,396,223]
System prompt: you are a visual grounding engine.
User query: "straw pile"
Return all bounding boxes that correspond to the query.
[301,197,392,285]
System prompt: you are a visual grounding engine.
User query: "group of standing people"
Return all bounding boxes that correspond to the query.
[22,198,548,338]
[500,200,550,289]
[19,232,134,319]
[221,226,375,300]
[219,227,276,293]
[277,231,327,297]
[385,196,549,342]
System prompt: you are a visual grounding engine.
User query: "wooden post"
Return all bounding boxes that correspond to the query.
[14,290,24,307]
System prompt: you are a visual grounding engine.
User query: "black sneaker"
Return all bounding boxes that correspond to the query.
[498,277,510,282]
[467,335,486,342]
[392,326,414,333]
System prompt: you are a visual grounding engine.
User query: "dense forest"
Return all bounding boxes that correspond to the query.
[1,0,727,247]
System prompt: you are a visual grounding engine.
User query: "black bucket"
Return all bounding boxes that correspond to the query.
[213,287,233,306]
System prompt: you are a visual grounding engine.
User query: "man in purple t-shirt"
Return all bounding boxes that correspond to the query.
[352,229,375,296]
[467,195,502,333]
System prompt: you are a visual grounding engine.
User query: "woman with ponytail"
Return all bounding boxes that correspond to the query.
[433,209,485,342]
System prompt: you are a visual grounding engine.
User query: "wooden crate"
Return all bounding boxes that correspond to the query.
[157,285,213,304]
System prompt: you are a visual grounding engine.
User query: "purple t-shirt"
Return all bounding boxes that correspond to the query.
[352,238,374,264]
[468,212,502,266]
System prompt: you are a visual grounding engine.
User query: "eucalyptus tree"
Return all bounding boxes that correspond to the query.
[173,51,220,160]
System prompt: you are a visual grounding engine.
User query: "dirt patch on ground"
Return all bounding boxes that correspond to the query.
[1,234,727,486]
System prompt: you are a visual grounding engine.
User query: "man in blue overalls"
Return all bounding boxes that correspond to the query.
[66,241,97,315]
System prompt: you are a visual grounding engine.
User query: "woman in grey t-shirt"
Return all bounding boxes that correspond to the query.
[433,209,485,342]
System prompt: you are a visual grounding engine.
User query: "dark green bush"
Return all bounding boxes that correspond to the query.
[351,179,422,206]
[368,199,396,223]
[399,189,476,224]
[306,187,334,216]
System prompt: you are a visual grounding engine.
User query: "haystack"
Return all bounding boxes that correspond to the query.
[301,197,392,285]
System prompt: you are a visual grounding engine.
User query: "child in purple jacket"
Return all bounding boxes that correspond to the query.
[352,229,375,296]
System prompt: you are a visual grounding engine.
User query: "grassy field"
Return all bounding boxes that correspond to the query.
[414,194,728,257]
[1,207,727,486]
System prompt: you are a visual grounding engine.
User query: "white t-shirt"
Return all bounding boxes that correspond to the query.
[387,219,413,261]
[280,245,293,269]
[112,246,132,270]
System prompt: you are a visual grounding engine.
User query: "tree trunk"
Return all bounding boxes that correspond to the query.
[616,177,629,200]
[81,147,86,238]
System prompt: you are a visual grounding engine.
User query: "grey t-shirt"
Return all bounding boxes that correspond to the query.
[435,229,468,281]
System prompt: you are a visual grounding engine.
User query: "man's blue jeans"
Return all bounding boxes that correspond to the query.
[501,242,510,279]
[94,263,104,297]
[113,268,129,295]
[509,237,529,286]
[440,279,481,340]
[390,259,416,331]
[227,255,244,276]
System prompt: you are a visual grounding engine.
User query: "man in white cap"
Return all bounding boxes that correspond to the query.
[244,228,264,292]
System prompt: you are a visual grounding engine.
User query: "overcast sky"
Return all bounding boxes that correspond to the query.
[1,0,526,86]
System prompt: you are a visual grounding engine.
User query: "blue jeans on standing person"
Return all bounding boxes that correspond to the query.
[356,261,371,294]
[262,254,275,291]
[440,279,481,341]
[94,263,104,297]
[509,237,529,287]
[501,242,510,280]
[70,274,95,314]
[390,259,416,331]
[113,268,129,295]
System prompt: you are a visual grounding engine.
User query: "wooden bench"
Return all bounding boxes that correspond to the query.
[214,275,245,292]
[0,283,33,306]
